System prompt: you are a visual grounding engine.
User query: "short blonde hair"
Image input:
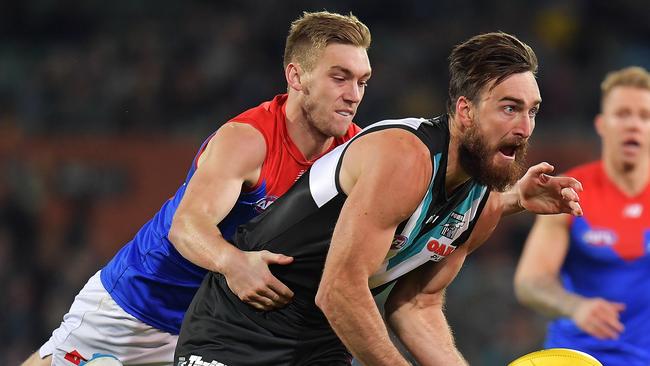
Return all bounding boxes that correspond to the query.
[601,66,650,107]
[283,11,371,71]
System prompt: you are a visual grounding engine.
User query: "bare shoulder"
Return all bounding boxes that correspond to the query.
[358,128,429,158]
[197,122,267,173]
[206,122,266,156]
[341,128,431,184]
[339,128,433,224]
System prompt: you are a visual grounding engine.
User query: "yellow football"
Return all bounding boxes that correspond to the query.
[508,348,603,366]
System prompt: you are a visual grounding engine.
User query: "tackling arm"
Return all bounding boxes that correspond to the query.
[169,122,293,310]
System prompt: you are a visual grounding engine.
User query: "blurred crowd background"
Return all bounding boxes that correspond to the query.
[1,0,649,364]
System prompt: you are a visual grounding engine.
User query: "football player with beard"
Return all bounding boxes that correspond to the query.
[175,32,584,366]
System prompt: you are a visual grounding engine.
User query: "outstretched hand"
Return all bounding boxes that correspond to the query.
[222,250,294,311]
[515,162,583,216]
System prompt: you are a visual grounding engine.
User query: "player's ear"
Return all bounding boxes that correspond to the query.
[455,96,474,129]
[286,62,304,92]
[594,114,605,137]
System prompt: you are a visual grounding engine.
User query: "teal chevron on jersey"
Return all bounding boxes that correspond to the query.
[385,155,438,268]
[386,184,487,271]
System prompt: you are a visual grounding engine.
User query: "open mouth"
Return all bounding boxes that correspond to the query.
[336,110,353,117]
[499,145,517,159]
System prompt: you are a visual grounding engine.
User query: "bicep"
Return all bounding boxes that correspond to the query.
[176,123,266,223]
[386,246,468,314]
[322,131,432,283]
[515,214,570,281]
[324,184,416,282]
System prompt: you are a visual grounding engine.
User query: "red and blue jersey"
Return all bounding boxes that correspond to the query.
[100,94,360,334]
[545,161,650,366]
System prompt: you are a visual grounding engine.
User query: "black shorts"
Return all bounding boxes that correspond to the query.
[175,273,351,366]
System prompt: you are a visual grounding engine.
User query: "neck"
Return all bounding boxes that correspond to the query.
[602,153,650,197]
[446,114,471,193]
[285,94,335,161]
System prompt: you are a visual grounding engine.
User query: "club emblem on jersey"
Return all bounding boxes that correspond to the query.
[440,211,465,239]
[390,235,408,250]
[582,229,617,247]
[254,195,278,213]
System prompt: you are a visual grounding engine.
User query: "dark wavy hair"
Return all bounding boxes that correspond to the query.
[447,32,538,115]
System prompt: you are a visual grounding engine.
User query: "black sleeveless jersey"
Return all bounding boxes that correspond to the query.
[175,116,490,365]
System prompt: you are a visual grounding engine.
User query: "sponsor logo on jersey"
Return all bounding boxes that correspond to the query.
[177,355,229,366]
[440,211,465,239]
[582,229,617,247]
[426,239,457,261]
[254,195,278,213]
[391,235,408,250]
[623,203,643,218]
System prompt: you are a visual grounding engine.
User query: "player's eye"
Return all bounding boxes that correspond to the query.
[616,109,631,118]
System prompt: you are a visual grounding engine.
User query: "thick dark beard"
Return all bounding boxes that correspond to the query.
[458,124,528,192]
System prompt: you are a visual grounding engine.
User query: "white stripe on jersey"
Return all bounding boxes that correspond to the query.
[364,117,430,131]
[309,143,347,208]
[309,118,430,208]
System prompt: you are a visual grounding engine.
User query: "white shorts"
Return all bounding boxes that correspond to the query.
[40,271,178,366]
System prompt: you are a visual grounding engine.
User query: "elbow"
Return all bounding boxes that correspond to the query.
[315,279,352,320]
[315,283,335,315]
[513,275,538,307]
[513,280,527,305]
[512,268,528,303]
[168,212,189,248]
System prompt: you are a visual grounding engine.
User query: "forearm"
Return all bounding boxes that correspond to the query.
[499,187,524,216]
[515,276,584,318]
[169,214,241,273]
[388,305,467,366]
[316,285,409,366]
